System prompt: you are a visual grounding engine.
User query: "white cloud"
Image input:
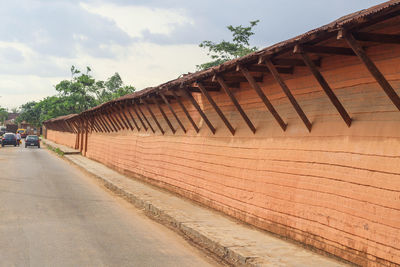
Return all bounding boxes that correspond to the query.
[72,41,210,89]
[80,2,193,38]
[0,74,62,109]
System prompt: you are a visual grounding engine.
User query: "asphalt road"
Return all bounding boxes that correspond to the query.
[0,142,218,267]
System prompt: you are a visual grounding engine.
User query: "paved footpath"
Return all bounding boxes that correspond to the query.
[43,139,349,266]
[0,142,219,266]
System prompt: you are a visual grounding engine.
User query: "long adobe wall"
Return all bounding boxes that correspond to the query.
[43,12,400,265]
[46,129,76,149]
[74,42,400,266]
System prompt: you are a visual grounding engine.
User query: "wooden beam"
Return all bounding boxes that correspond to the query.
[239,66,287,131]
[197,82,235,135]
[188,86,220,93]
[113,105,129,130]
[110,108,125,130]
[179,87,216,134]
[153,96,175,133]
[136,101,155,133]
[264,60,312,132]
[100,112,114,132]
[132,102,148,131]
[353,32,400,44]
[119,103,134,131]
[296,45,352,127]
[159,91,186,133]
[142,98,164,134]
[270,58,321,67]
[100,112,112,132]
[125,103,140,131]
[96,113,109,132]
[298,45,355,56]
[341,32,400,111]
[91,116,101,132]
[171,89,199,133]
[221,76,263,83]
[90,115,101,132]
[106,111,119,131]
[201,81,240,89]
[215,75,256,133]
[247,65,294,74]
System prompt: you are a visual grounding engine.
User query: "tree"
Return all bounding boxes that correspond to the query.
[15,101,40,126]
[91,73,135,103]
[0,106,8,124]
[197,20,260,70]
[17,66,136,126]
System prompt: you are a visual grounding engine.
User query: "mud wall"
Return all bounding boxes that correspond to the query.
[46,130,76,149]
[48,42,400,266]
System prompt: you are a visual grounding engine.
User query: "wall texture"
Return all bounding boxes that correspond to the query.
[46,42,400,266]
[46,129,76,149]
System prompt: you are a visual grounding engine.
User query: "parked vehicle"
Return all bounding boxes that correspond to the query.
[25,135,40,148]
[16,128,27,138]
[2,133,17,147]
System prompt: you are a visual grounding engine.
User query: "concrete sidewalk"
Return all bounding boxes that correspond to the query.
[45,140,348,266]
[42,139,80,155]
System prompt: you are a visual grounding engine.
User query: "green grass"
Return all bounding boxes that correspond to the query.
[46,144,65,156]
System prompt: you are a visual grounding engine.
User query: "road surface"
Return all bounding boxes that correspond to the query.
[0,143,219,266]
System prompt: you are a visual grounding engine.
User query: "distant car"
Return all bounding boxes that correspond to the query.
[2,133,17,147]
[25,135,40,148]
[16,129,27,138]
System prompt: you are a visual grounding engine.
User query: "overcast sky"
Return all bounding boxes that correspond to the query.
[0,0,385,109]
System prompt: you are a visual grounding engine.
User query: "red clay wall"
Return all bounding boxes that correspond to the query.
[51,41,400,266]
[46,129,76,149]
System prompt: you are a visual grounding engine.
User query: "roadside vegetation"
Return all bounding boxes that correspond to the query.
[16,66,135,127]
[45,143,65,156]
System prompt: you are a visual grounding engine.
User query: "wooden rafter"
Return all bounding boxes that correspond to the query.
[188,86,220,93]
[118,103,134,131]
[132,102,148,131]
[90,115,100,132]
[297,45,355,56]
[106,111,119,131]
[113,105,129,130]
[179,86,216,134]
[353,32,400,44]
[171,89,199,133]
[98,112,111,132]
[264,60,312,131]
[159,91,186,133]
[215,75,256,133]
[197,82,235,135]
[110,109,124,130]
[100,112,114,132]
[142,98,164,134]
[238,65,287,131]
[270,58,321,67]
[153,96,175,134]
[340,31,400,111]
[295,45,352,127]
[136,101,155,133]
[125,102,140,131]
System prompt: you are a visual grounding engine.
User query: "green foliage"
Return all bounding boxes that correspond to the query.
[197,20,260,70]
[17,66,135,126]
[0,106,8,124]
[46,143,64,156]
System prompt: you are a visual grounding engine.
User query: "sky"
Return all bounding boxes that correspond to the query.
[0,0,385,109]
